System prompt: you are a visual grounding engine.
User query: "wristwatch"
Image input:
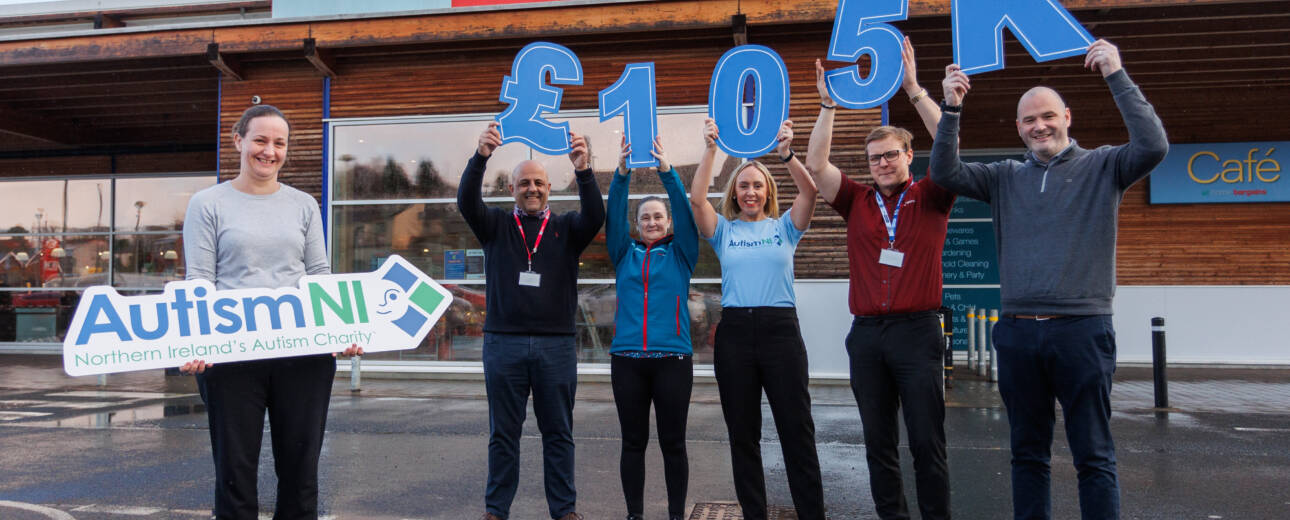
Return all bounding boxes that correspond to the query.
[940,100,962,113]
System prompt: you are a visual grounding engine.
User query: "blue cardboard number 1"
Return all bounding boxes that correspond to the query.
[708,45,790,159]
[496,42,584,155]
[599,63,659,169]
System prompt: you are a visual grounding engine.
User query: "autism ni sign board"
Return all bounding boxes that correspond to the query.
[62,255,450,376]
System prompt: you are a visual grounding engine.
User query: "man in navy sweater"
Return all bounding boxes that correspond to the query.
[459,121,605,520]
[931,40,1168,519]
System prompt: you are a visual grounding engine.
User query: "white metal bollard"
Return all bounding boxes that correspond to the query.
[350,355,362,392]
[977,311,988,377]
[988,309,999,382]
[966,307,977,371]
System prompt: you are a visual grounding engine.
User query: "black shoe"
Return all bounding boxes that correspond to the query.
[625,515,644,520]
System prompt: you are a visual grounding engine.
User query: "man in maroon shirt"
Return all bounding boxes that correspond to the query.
[805,39,954,520]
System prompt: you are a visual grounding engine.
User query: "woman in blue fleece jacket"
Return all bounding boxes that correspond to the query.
[607,136,698,520]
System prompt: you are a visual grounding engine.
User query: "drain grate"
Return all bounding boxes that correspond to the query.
[688,502,799,519]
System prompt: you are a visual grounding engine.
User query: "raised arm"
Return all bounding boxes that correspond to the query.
[457,122,501,242]
[653,137,699,270]
[928,63,996,202]
[568,132,606,249]
[806,59,844,203]
[606,136,632,265]
[690,118,721,239]
[1085,39,1169,189]
[778,120,817,232]
[901,36,943,141]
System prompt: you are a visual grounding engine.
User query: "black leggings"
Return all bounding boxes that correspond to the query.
[610,354,694,517]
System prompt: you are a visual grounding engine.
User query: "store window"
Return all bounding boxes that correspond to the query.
[0,174,216,348]
[328,108,743,365]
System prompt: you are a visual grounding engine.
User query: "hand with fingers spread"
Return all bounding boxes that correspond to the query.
[942,63,971,107]
[814,59,836,107]
[652,135,672,172]
[568,132,591,170]
[1084,39,1123,78]
[478,121,502,157]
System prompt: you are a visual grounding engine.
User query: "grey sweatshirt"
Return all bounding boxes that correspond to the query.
[929,70,1168,316]
[183,181,330,290]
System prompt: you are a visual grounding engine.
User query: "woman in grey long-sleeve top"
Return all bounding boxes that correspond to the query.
[179,105,360,520]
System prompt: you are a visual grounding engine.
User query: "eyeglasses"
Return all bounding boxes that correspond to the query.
[867,149,905,164]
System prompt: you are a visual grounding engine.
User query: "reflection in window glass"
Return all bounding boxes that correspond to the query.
[333,200,615,280]
[0,290,81,343]
[0,179,111,233]
[333,121,530,201]
[111,233,185,288]
[1,235,109,289]
[114,176,216,231]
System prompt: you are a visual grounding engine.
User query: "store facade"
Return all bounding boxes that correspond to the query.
[2,0,1287,371]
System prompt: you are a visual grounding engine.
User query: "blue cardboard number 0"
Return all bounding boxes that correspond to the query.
[952,0,1094,75]
[708,45,790,159]
[496,42,584,155]
[599,63,659,169]
[824,0,907,110]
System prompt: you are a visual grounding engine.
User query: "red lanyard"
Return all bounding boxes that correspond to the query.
[513,213,550,271]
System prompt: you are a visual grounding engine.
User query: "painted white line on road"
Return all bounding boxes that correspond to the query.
[0,411,52,420]
[1234,427,1290,432]
[47,391,185,399]
[0,500,76,520]
[71,504,164,515]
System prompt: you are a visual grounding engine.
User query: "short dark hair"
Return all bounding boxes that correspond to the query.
[232,104,291,138]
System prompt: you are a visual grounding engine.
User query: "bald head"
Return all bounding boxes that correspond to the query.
[1016,86,1073,163]
[1017,87,1067,119]
[511,159,551,215]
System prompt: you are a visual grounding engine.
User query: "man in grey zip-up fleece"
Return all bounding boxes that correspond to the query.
[930,39,1168,520]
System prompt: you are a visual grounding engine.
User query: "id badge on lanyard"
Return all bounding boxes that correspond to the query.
[877,189,906,268]
[515,213,550,287]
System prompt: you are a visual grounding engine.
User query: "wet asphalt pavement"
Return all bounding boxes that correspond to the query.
[1,355,1288,519]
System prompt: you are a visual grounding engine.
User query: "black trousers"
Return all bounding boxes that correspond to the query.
[610,354,694,518]
[846,312,950,520]
[196,354,337,520]
[714,307,825,520]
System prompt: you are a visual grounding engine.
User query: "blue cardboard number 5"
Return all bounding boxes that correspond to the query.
[824,0,907,109]
[599,63,659,168]
[496,42,584,155]
[708,45,790,159]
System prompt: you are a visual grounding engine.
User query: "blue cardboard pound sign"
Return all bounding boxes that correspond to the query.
[824,0,908,109]
[600,63,659,169]
[708,45,790,158]
[953,0,1095,75]
[496,42,584,155]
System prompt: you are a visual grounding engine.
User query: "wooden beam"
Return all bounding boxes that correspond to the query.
[303,38,337,78]
[0,104,92,145]
[731,14,748,46]
[0,0,1279,67]
[206,42,243,81]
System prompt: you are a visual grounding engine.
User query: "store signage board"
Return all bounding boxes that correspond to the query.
[1149,142,1287,204]
[63,256,450,376]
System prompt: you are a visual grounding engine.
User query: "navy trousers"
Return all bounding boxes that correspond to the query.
[994,315,1120,520]
[482,333,578,520]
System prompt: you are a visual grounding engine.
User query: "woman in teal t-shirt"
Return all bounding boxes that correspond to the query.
[689,118,824,520]
[606,136,699,520]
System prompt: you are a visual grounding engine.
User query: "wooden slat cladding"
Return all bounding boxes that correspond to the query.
[217,62,325,196]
